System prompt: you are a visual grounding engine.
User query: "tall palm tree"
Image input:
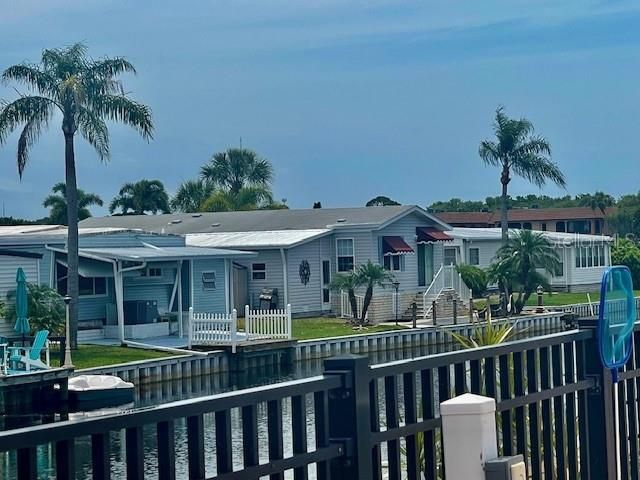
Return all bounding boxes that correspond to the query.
[201,186,274,212]
[0,43,153,346]
[479,107,566,243]
[170,179,213,213]
[43,182,103,225]
[357,260,394,324]
[109,179,170,215]
[492,229,561,313]
[577,191,615,214]
[200,147,273,194]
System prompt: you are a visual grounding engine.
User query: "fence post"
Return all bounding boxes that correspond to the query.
[323,355,372,478]
[245,305,250,340]
[578,319,617,479]
[453,299,457,325]
[231,309,237,354]
[440,393,498,479]
[286,304,292,339]
[432,301,437,326]
[187,307,193,349]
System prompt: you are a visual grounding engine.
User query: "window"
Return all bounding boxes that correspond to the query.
[523,222,532,230]
[78,276,107,296]
[575,244,608,268]
[202,271,216,289]
[567,220,591,234]
[469,248,480,266]
[444,248,457,266]
[556,221,566,232]
[141,267,162,277]
[541,223,547,231]
[252,263,266,280]
[508,222,522,229]
[337,239,355,272]
[383,255,401,271]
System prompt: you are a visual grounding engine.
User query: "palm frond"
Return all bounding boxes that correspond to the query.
[1,64,58,97]
[77,107,110,161]
[87,57,136,79]
[0,96,56,144]
[512,154,566,189]
[93,94,154,140]
[478,140,501,166]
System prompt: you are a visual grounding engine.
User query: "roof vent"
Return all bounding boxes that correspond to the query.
[191,213,202,218]
[336,218,347,223]
[211,223,221,227]
[169,219,182,224]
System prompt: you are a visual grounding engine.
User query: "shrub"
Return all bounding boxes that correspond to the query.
[6,283,66,335]
[456,264,488,297]
[612,238,640,287]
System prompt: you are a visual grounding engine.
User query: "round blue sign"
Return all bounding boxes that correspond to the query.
[598,266,636,375]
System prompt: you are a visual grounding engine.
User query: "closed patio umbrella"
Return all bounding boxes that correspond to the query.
[13,268,29,344]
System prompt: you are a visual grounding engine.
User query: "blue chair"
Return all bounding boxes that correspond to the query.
[9,330,50,372]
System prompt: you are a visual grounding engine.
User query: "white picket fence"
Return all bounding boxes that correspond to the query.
[340,291,367,320]
[188,308,238,352]
[552,297,640,318]
[188,305,292,351]
[245,304,292,340]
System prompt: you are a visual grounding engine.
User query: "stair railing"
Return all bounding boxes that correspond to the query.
[422,264,444,319]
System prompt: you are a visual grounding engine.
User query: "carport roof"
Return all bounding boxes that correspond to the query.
[50,245,256,262]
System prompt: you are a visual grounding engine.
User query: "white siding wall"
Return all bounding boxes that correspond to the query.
[375,213,423,290]
[287,241,324,314]
[191,258,227,313]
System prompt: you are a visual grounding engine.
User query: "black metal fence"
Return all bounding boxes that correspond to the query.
[0,319,635,479]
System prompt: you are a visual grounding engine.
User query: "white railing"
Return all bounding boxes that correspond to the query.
[340,291,366,320]
[245,304,292,340]
[550,297,640,317]
[188,308,238,352]
[423,264,473,318]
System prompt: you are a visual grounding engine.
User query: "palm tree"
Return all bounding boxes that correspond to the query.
[479,107,566,243]
[0,43,153,346]
[171,179,213,213]
[577,191,615,214]
[492,229,561,313]
[43,182,103,224]
[200,147,273,194]
[109,179,170,215]
[357,260,394,323]
[330,273,360,322]
[366,196,401,207]
[201,186,274,212]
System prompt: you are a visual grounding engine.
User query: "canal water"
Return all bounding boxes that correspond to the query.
[0,328,559,479]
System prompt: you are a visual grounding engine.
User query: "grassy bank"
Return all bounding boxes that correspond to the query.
[50,345,175,369]
[291,317,407,340]
[474,290,640,309]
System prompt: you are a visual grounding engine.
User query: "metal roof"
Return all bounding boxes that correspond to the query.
[51,246,255,262]
[186,229,331,249]
[450,227,613,244]
[79,205,451,234]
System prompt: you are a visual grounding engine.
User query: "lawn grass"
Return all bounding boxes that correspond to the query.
[49,345,175,369]
[291,317,408,340]
[474,290,640,309]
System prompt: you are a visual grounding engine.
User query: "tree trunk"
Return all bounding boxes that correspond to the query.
[360,285,374,325]
[64,132,79,349]
[500,164,510,244]
[348,288,358,323]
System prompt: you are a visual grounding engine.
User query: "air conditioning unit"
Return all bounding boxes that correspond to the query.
[123,300,159,325]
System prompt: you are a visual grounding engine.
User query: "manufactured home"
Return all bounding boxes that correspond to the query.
[0,225,253,341]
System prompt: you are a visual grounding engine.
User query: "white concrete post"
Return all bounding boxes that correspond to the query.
[231,309,237,354]
[187,307,193,349]
[440,393,498,480]
[245,305,251,340]
[286,303,292,339]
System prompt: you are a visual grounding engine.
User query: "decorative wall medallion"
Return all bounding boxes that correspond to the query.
[299,260,311,285]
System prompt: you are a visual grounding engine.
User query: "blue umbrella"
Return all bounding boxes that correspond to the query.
[13,268,30,343]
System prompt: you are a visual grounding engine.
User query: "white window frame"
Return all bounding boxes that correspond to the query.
[383,255,402,271]
[252,263,267,281]
[443,247,457,266]
[78,276,108,298]
[469,248,480,266]
[141,267,162,278]
[575,244,608,269]
[336,238,355,272]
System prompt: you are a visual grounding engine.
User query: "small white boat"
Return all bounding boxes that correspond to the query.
[68,375,135,408]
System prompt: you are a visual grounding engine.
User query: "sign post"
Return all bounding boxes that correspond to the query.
[597,265,636,480]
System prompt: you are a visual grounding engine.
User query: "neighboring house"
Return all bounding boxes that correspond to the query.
[81,206,455,322]
[0,225,253,341]
[449,228,613,293]
[435,207,615,235]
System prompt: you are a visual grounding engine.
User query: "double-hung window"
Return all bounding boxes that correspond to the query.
[78,276,107,297]
[252,263,266,280]
[469,248,480,266]
[337,239,355,272]
[383,255,401,271]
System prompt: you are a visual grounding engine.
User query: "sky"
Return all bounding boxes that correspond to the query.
[0,0,638,219]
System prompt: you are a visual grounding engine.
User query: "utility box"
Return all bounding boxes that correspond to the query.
[485,455,526,480]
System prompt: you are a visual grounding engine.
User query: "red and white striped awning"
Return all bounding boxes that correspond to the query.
[416,227,453,243]
[382,236,414,256]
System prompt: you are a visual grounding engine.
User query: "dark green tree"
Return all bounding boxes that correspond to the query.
[200,148,273,194]
[43,182,103,224]
[0,43,153,346]
[366,196,401,207]
[170,179,213,213]
[110,179,169,215]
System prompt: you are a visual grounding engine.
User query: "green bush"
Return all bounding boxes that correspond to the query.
[456,264,488,297]
[6,283,66,335]
[612,238,640,287]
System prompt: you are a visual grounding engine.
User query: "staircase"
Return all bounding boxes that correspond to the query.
[401,264,472,322]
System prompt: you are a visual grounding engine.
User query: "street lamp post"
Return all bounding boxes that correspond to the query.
[536,285,544,313]
[63,295,74,369]
[392,281,400,325]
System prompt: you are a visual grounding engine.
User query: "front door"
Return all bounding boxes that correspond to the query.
[418,244,435,287]
[321,259,331,311]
